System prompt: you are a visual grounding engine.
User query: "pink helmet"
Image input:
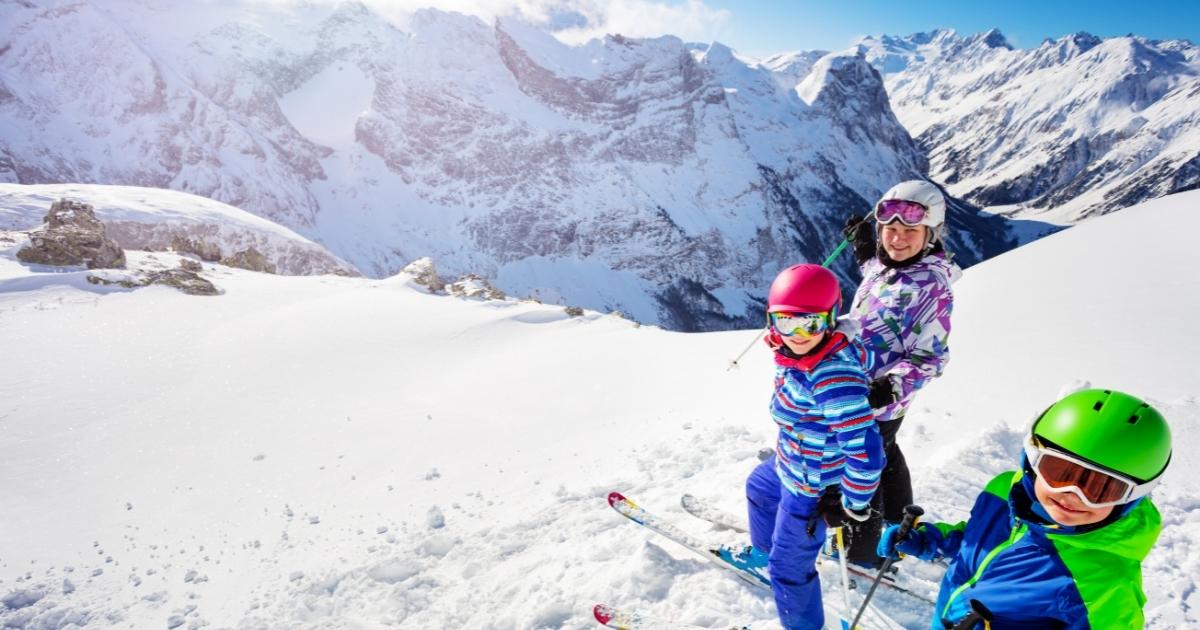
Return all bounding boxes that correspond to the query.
[767,264,841,314]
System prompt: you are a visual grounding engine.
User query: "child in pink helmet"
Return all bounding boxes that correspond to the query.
[717,263,884,630]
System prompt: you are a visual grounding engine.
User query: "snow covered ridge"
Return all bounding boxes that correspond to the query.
[857,28,1200,222]
[0,0,1023,331]
[0,184,358,277]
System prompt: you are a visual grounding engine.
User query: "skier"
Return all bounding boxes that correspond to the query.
[878,389,1172,628]
[719,264,885,630]
[839,180,961,569]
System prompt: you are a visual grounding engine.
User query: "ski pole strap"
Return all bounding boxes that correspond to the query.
[942,599,994,630]
[850,504,925,629]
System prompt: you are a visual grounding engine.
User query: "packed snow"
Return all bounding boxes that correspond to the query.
[2,190,1199,629]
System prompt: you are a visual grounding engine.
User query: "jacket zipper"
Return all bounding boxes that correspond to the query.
[941,521,1029,621]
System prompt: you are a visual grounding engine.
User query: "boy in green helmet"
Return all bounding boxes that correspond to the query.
[878,389,1172,628]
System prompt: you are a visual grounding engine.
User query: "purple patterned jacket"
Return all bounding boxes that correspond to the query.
[846,250,961,422]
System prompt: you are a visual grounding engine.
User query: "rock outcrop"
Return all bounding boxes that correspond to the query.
[16,199,126,269]
[446,274,505,301]
[401,257,445,293]
[221,247,276,274]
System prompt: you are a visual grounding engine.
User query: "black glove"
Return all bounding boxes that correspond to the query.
[816,489,851,529]
[867,377,898,409]
[843,213,875,265]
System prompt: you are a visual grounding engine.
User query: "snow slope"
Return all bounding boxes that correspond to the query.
[1,190,1198,629]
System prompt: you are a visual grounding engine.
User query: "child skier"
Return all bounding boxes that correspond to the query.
[878,389,1172,628]
[718,263,885,630]
[840,180,961,569]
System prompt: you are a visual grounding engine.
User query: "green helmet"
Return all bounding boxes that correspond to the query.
[1031,389,1172,482]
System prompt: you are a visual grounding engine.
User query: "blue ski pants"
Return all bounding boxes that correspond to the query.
[746,455,826,630]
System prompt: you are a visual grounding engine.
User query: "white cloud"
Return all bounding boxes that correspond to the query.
[344,0,731,46]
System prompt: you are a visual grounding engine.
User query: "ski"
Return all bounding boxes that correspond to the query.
[680,494,749,533]
[840,562,937,606]
[607,492,906,628]
[680,493,937,606]
[607,491,769,590]
[592,603,749,629]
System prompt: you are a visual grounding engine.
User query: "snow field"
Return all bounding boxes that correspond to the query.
[2,190,1199,628]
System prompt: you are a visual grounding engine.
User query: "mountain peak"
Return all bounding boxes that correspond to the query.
[1068,30,1102,50]
[977,28,1012,50]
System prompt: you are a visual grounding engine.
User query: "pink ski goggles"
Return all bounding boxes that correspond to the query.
[874,199,929,226]
[769,311,832,338]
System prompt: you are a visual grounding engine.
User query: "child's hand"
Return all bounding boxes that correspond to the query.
[763,330,783,351]
[877,522,933,560]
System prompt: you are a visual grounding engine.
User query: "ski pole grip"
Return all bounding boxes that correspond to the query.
[969,599,993,622]
[941,599,993,630]
[895,504,925,542]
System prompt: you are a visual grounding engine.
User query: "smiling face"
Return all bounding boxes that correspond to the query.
[879,222,929,262]
[1033,474,1115,527]
[780,330,825,355]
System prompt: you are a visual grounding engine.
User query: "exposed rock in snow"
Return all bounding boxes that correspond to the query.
[401,257,445,293]
[0,184,358,277]
[221,247,275,274]
[446,274,506,301]
[16,199,126,269]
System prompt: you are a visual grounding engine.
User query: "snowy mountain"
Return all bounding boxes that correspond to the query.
[0,0,1023,331]
[2,187,1198,629]
[0,184,356,276]
[857,29,1200,222]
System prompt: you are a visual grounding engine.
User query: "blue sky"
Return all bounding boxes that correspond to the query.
[702,1,1200,57]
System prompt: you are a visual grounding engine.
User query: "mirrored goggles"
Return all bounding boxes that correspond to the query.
[1023,438,1157,509]
[874,199,929,226]
[769,311,831,338]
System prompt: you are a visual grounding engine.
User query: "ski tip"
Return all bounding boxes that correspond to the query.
[593,603,615,624]
[607,491,626,507]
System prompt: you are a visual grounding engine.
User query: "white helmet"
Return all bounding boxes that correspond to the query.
[875,180,946,248]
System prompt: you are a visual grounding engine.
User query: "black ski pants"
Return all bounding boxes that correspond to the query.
[844,416,912,567]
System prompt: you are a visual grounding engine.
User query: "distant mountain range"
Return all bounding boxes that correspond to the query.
[2,1,1194,329]
[856,28,1200,222]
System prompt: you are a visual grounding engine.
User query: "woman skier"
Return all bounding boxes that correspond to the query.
[840,180,961,569]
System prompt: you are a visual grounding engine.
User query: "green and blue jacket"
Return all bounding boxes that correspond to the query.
[904,469,1161,629]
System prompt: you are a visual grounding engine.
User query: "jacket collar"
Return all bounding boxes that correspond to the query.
[773,331,850,372]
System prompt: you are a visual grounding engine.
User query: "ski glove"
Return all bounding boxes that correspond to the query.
[867,377,898,409]
[842,503,872,523]
[764,330,783,351]
[843,213,876,266]
[877,522,937,561]
[816,489,871,529]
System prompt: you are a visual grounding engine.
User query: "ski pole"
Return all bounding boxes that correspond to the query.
[849,504,924,629]
[821,237,850,268]
[942,599,993,630]
[834,527,858,630]
[726,326,769,371]
[726,231,858,372]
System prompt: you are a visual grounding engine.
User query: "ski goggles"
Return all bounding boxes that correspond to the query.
[1023,438,1157,509]
[874,199,929,226]
[769,311,831,338]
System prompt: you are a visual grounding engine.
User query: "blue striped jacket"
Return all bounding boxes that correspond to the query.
[769,331,884,509]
